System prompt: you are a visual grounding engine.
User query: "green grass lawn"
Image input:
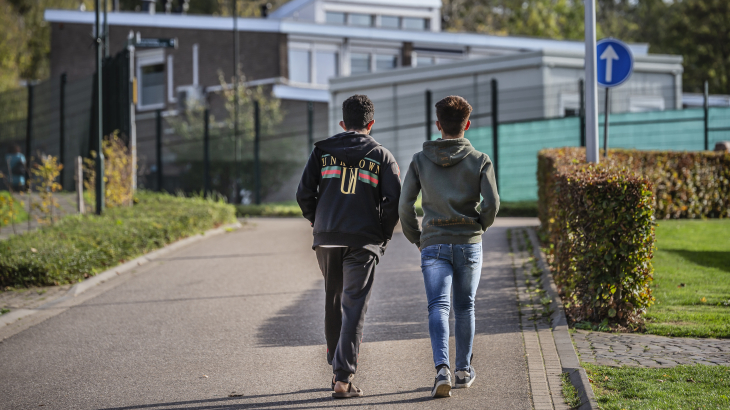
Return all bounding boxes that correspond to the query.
[585,364,730,410]
[646,219,730,338]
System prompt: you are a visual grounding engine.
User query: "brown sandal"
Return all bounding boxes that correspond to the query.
[332,382,364,398]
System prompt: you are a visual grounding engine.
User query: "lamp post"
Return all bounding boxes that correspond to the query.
[95,0,105,214]
[584,0,599,163]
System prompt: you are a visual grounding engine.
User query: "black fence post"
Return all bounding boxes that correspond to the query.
[156,109,163,192]
[26,83,33,161]
[491,79,499,187]
[704,80,709,150]
[60,73,67,186]
[425,89,432,141]
[254,101,261,205]
[579,79,586,147]
[203,108,210,197]
[307,101,314,148]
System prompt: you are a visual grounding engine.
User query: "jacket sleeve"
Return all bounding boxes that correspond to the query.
[296,149,320,224]
[379,151,402,243]
[478,155,500,230]
[398,156,422,247]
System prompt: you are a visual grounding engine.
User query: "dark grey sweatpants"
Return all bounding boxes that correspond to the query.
[315,247,377,383]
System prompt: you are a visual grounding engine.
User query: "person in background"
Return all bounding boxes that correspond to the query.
[6,144,27,192]
[296,95,401,399]
[398,95,499,398]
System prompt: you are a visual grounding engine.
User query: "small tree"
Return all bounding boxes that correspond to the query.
[166,69,296,201]
[84,132,134,210]
[30,155,63,225]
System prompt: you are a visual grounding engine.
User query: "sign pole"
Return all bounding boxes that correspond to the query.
[603,88,610,158]
[584,0,599,164]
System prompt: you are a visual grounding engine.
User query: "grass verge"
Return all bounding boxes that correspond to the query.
[561,372,582,409]
[585,363,730,410]
[236,201,302,217]
[0,192,236,289]
[646,219,730,338]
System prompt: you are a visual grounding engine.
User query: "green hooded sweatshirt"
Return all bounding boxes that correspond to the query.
[398,137,500,248]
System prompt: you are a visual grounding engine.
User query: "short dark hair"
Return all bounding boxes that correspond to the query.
[435,96,472,136]
[342,95,374,130]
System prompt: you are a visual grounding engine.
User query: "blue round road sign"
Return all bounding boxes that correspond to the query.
[596,38,634,88]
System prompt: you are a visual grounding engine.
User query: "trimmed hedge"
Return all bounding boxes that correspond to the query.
[539,148,730,223]
[552,166,656,326]
[0,192,236,288]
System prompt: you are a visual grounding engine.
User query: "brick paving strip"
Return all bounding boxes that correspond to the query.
[508,227,601,410]
[573,330,730,368]
[510,227,601,410]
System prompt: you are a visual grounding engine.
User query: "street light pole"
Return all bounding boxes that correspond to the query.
[584,0,599,163]
[232,0,240,203]
[95,0,105,214]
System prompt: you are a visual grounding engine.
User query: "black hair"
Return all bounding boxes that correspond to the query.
[342,95,374,130]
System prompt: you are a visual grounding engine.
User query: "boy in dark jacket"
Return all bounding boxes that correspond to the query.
[398,96,499,398]
[296,95,401,398]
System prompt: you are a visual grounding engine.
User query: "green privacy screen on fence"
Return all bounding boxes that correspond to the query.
[445,107,730,202]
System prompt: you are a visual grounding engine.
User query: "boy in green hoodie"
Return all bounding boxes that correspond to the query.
[398,95,499,398]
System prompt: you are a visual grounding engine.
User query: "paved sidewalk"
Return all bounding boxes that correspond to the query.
[0,218,561,409]
[573,330,730,368]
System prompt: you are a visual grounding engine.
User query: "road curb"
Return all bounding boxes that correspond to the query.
[526,228,599,410]
[1,222,242,326]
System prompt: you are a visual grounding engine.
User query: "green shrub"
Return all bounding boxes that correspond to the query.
[539,147,730,224]
[0,192,236,288]
[548,162,656,327]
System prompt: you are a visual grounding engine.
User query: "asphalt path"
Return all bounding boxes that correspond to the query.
[0,218,537,410]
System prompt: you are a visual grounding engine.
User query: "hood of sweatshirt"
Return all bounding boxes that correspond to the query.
[422,138,475,167]
[315,131,381,167]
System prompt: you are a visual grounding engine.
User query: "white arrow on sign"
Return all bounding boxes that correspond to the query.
[600,45,619,83]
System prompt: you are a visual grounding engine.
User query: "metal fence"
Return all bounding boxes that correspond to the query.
[2,72,727,204]
[0,75,94,191]
[329,79,728,202]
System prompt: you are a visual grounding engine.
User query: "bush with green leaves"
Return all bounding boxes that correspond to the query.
[552,165,656,327]
[0,192,236,288]
[539,147,730,225]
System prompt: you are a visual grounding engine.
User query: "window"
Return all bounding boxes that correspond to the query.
[403,17,429,31]
[375,54,397,71]
[140,64,165,107]
[416,56,434,67]
[350,53,371,75]
[137,49,166,110]
[315,51,339,84]
[288,49,311,83]
[349,13,373,27]
[167,55,176,103]
[326,12,345,25]
[380,15,399,28]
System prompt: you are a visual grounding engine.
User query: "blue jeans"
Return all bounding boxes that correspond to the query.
[421,243,483,371]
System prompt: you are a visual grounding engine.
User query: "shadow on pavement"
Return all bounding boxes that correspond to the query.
[96,387,432,410]
[256,230,520,347]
